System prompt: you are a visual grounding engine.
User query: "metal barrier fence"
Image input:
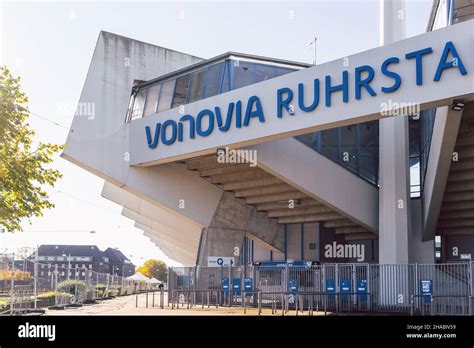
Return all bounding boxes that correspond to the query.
[0,253,138,315]
[167,262,474,316]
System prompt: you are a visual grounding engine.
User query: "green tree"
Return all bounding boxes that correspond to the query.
[136,259,167,282]
[0,66,64,232]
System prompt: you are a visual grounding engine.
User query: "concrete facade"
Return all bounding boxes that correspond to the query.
[197,192,285,265]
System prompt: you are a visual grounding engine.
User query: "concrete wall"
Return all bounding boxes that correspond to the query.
[410,199,435,263]
[61,32,231,263]
[285,222,319,261]
[63,31,223,229]
[286,224,302,261]
[444,235,474,262]
[423,107,463,241]
[253,243,270,262]
[197,192,284,266]
[303,222,319,261]
[252,137,379,232]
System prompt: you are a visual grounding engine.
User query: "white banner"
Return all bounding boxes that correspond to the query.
[207,256,235,267]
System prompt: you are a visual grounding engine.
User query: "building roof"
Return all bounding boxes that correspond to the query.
[137,51,312,90]
[32,245,133,267]
[36,245,103,258]
[104,247,134,267]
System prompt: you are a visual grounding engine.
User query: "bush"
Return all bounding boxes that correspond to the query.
[95,283,106,297]
[57,280,86,294]
[37,291,71,300]
[0,270,31,281]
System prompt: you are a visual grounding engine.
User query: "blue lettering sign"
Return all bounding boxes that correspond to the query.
[434,41,467,81]
[405,47,433,86]
[145,41,468,149]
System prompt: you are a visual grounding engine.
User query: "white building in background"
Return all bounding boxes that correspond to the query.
[63,1,474,266]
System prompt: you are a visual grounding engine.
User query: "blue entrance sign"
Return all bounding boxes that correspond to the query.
[326,279,336,301]
[288,278,299,294]
[356,279,368,302]
[340,279,352,301]
[232,278,241,296]
[420,280,433,304]
[244,278,253,297]
[221,277,229,296]
[257,261,310,268]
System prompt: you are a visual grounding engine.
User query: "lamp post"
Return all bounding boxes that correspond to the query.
[62,253,71,280]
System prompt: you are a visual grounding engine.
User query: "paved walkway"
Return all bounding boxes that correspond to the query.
[45,293,328,316]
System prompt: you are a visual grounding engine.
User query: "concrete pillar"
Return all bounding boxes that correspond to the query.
[198,192,284,266]
[378,0,410,264]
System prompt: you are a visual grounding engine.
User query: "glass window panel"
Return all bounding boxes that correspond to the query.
[233,61,255,89]
[339,125,358,173]
[255,64,277,83]
[221,61,231,93]
[157,79,176,112]
[131,90,146,121]
[295,132,318,151]
[359,121,379,156]
[420,108,436,189]
[410,157,420,187]
[320,128,339,162]
[172,74,190,108]
[359,155,378,185]
[203,62,224,98]
[435,235,441,247]
[275,67,297,77]
[187,68,207,103]
[409,118,421,157]
[143,84,161,116]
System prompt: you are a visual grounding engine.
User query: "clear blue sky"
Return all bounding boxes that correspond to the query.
[0,0,432,266]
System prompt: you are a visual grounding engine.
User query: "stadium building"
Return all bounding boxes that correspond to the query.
[63,0,474,270]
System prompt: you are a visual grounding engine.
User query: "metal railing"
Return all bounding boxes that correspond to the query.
[410,294,474,316]
[166,261,473,316]
[0,253,140,315]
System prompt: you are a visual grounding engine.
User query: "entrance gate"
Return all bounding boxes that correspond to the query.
[168,262,473,315]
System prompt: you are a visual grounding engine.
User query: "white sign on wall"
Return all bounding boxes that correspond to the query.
[208,256,235,267]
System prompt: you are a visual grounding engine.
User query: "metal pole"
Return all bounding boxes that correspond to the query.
[67,254,70,280]
[258,291,261,315]
[10,253,15,315]
[415,263,419,313]
[34,247,38,309]
[193,265,197,305]
[54,264,58,307]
